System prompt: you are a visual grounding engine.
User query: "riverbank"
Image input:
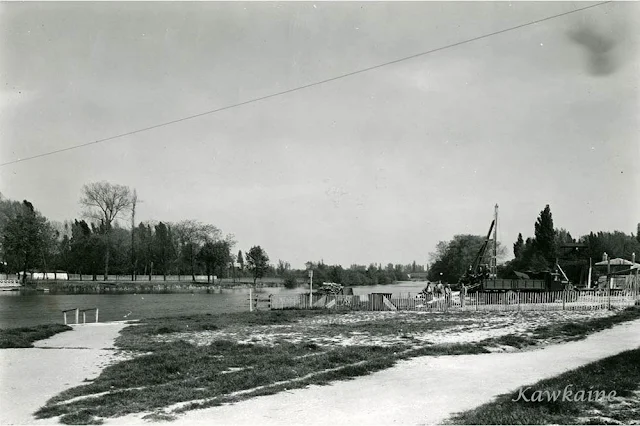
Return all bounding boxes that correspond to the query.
[27,306,640,424]
[27,280,277,295]
[0,322,131,425]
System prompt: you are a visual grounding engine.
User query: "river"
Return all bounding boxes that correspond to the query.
[0,281,428,328]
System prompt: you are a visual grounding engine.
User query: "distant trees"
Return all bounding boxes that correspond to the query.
[504,205,640,283]
[80,182,134,280]
[428,234,506,283]
[276,259,291,276]
[299,261,408,287]
[1,200,53,283]
[198,240,232,283]
[507,205,558,274]
[153,222,173,281]
[68,220,102,280]
[173,220,221,281]
[246,246,269,285]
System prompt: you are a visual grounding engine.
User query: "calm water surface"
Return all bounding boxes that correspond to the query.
[0,281,428,328]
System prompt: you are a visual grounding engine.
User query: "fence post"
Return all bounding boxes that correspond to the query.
[75,308,79,324]
[249,288,253,312]
[63,311,67,325]
[562,291,565,310]
[83,311,86,323]
[96,308,99,323]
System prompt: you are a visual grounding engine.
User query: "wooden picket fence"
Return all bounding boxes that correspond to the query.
[268,290,640,312]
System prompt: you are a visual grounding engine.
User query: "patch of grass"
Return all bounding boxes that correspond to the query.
[484,334,537,349]
[59,409,103,425]
[446,347,640,424]
[410,343,491,356]
[532,306,640,342]
[142,412,177,422]
[0,324,72,348]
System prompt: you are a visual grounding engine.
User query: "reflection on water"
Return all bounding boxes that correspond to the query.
[0,281,428,328]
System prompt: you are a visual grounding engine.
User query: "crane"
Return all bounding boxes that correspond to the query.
[459,205,498,290]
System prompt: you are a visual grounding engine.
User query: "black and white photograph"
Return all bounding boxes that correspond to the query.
[1,1,639,425]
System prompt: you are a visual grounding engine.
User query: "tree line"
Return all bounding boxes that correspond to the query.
[1,182,425,287]
[427,204,640,285]
[0,183,271,284]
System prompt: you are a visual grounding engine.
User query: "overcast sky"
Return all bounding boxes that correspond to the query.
[1,1,638,268]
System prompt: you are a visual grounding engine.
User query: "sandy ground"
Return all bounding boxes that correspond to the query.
[155,310,616,348]
[108,318,640,426]
[0,322,130,425]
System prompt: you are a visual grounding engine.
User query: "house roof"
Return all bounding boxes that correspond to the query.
[595,258,640,268]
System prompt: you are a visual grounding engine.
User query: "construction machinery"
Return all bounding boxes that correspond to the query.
[460,205,572,293]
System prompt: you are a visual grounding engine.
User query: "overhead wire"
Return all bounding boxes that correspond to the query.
[0,1,611,167]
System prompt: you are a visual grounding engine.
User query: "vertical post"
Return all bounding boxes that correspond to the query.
[96,308,99,323]
[83,311,86,323]
[632,253,637,293]
[249,287,253,312]
[607,256,611,290]
[309,270,313,309]
[75,308,79,324]
[63,311,67,325]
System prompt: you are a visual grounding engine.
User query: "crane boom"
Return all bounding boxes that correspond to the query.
[471,219,495,273]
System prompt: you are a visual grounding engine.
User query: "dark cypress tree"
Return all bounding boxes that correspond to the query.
[534,205,556,266]
[237,250,244,270]
[513,233,524,259]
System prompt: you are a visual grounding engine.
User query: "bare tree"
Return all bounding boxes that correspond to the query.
[80,181,133,280]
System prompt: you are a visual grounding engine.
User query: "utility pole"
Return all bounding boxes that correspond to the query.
[130,190,139,281]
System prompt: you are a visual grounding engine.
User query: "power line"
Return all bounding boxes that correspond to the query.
[1,1,610,168]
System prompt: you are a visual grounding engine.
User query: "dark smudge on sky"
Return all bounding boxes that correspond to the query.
[567,25,620,76]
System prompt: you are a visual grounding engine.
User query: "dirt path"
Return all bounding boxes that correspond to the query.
[0,322,129,425]
[109,318,640,425]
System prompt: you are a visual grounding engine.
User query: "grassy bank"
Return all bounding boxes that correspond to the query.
[484,306,640,349]
[447,347,640,424]
[0,324,72,348]
[34,307,640,424]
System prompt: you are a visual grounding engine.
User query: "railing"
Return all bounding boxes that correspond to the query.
[269,290,640,312]
[61,308,99,324]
